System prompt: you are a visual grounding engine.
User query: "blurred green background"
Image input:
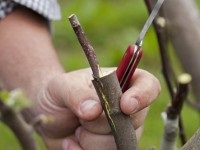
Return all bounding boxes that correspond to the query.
[1,0,200,149]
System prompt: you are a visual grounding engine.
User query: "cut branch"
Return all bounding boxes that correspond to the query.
[93,72,138,150]
[167,74,191,120]
[69,14,137,150]
[68,14,101,78]
[161,74,191,150]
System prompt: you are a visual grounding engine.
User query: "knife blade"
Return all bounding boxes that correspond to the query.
[116,0,165,92]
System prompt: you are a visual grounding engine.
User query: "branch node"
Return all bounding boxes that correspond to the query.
[156,17,166,28]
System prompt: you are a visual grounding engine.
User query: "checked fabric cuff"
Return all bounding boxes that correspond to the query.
[0,0,16,19]
[0,0,61,21]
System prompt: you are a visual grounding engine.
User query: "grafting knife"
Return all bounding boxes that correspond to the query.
[116,0,164,92]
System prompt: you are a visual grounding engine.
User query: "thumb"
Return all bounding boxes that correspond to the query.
[46,69,102,121]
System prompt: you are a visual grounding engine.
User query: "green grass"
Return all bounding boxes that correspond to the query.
[0,0,200,149]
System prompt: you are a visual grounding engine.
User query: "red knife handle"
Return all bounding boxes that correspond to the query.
[116,44,143,92]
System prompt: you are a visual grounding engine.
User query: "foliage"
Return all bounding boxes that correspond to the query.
[0,89,31,112]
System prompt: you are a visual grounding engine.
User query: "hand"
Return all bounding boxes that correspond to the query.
[0,6,160,150]
[35,68,161,150]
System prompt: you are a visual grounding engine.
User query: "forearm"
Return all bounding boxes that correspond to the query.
[0,7,64,99]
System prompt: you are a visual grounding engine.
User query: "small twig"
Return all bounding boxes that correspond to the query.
[167,74,192,119]
[68,14,101,78]
[0,100,38,150]
[170,74,191,143]
[161,74,191,150]
[30,114,54,129]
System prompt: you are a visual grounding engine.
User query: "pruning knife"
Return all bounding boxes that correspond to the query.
[116,0,165,92]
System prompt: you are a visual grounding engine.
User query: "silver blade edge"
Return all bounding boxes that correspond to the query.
[135,0,165,46]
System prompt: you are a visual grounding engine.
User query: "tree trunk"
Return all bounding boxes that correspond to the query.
[163,0,200,103]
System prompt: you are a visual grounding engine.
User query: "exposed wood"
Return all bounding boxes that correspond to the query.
[93,72,137,150]
[69,14,137,150]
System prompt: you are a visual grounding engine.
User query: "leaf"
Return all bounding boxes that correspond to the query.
[0,89,32,112]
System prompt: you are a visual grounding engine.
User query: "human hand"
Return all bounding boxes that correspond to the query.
[35,68,161,150]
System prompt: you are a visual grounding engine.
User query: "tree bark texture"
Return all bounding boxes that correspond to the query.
[163,0,200,101]
[69,14,137,149]
[181,129,200,150]
[0,101,37,150]
[161,112,178,150]
[92,71,137,150]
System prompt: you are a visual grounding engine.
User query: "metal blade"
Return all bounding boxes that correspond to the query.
[135,0,164,46]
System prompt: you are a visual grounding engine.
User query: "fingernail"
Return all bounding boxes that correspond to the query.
[80,100,99,114]
[62,140,69,150]
[129,98,139,113]
[75,127,81,141]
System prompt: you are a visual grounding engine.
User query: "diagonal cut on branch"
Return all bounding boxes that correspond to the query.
[69,14,138,150]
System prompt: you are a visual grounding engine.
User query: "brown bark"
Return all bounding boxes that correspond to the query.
[181,129,200,150]
[163,0,200,103]
[68,14,101,78]
[167,74,191,120]
[0,100,38,150]
[144,0,189,144]
[92,72,137,150]
[69,14,137,149]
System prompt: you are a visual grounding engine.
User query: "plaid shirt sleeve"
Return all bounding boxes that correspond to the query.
[0,0,61,21]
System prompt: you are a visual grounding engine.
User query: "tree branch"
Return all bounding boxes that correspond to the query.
[181,129,200,150]
[144,0,188,144]
[69,14,138,150]
[68,14,101,78]
[167,74,191,120]
[160,74,191,150]
[92,72,138,150]
[0,100,38,150]
[163,0,200,105]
